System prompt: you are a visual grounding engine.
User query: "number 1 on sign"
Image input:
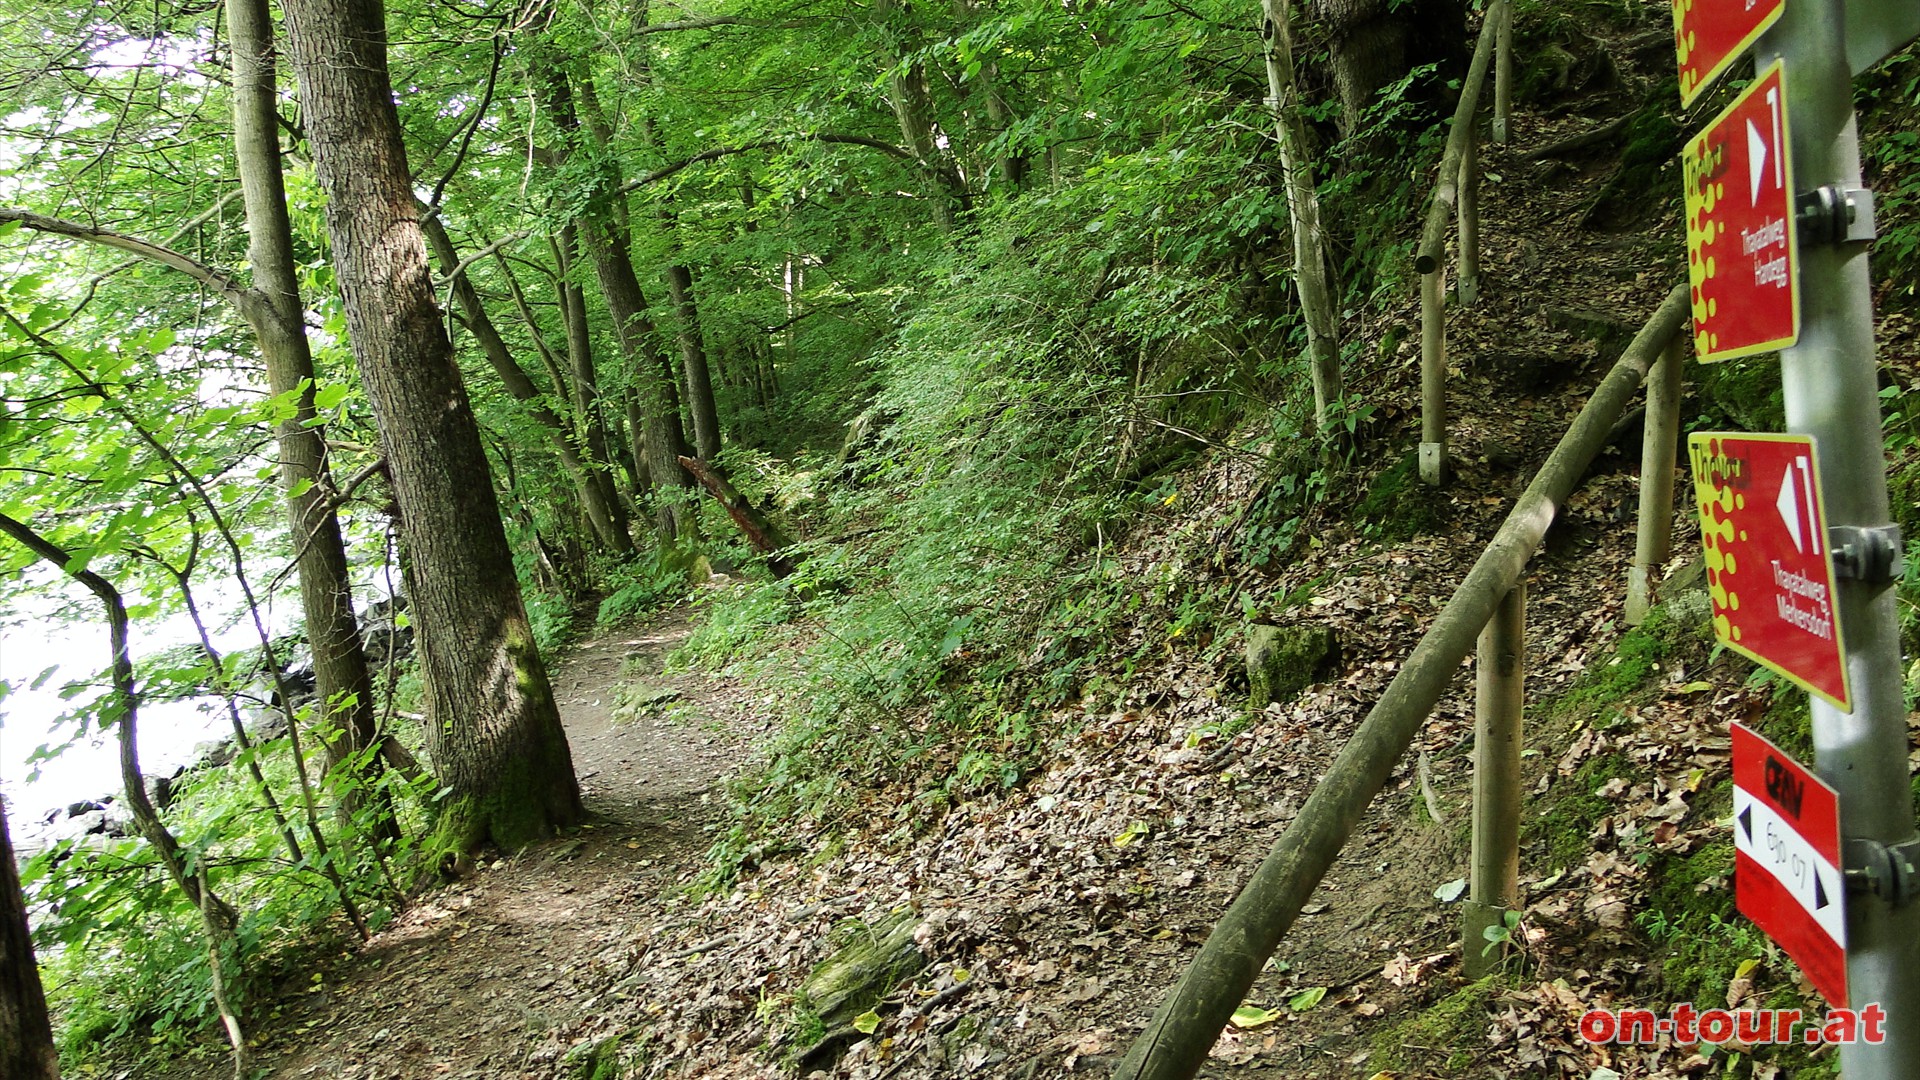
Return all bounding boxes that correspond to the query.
[1767,86,1783,191]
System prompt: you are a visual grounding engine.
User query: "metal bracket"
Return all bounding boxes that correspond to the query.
[1847,836,1920,906]
[1829,523,1903,587]
[1796,184,1877,245]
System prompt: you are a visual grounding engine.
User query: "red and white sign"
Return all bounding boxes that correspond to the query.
[1688,432,1850,709]
[1684,61,1798,364]
[1673,0,1785,106]
[1732,722,1848,1007]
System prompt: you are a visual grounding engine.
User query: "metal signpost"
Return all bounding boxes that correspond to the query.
[1666,0,1920,1060]
[1688,432,1849,708]
[1732,722,1848,1007]
[1674,0,1920,1074]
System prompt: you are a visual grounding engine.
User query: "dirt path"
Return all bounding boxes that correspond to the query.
[244,609,751,1080]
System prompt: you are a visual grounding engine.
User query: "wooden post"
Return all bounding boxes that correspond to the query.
[1492,0,1513,144]
[1458,131,1481,307]
[1463,583,1524,978]
[1626,333,1685,624]
[1420,264,1448,484]
[1109,286,1689,1080]
[1411,5,1501,486]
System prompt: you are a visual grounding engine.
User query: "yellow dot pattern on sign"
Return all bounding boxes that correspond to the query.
[1691,436,1743,644]
[1673,0,1698,98]
[1684,128,1724,357]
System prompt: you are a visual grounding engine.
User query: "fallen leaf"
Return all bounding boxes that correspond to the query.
[1230,1005,1283,1029]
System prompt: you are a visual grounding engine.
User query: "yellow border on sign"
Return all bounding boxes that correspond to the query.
[1687,60,1800,365]
[1676,0,1785,107]
[1687,431,1852,711]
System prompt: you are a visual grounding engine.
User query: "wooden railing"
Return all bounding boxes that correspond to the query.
[1112,284,1692,1080]
[1415,0,1513,485]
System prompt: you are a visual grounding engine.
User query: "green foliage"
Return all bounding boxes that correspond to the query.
[595,548,699,628]
[1860,47,1920,288]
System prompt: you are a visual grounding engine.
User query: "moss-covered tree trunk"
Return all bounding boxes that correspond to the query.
[280,0,582,851]
[0,796,58,1080]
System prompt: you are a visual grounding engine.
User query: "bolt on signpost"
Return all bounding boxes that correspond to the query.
[1675,0,1920,1074]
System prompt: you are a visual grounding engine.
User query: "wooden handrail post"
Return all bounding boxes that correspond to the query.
[1412,5,1500,486]
[1463,582,1524,978]
[1626,333,1685,624]
[1492,0,1513,144]
[1458,131,1481,306]
[1420,264,1448,485]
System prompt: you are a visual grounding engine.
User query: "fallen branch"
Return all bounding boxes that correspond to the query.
[676,456,797,578]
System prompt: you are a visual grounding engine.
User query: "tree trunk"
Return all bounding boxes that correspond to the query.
[526,55,696,537]
[419,214,632,556]
[663,262,721,461]
[873,0,970,229]
[279,0,583,851]
[1260,0,1342,434]
[957,0,1026,190]
[677,456,796,577]
[552,227,634,529]
[0,512,251,1077]
[588,40,725,467]
[0,796,58,1080]
[1308,0,1467,138]
[226,0,394,838]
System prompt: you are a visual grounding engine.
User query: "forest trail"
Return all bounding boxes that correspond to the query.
[226,610,758,1080]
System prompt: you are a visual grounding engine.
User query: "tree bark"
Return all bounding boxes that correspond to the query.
[550,227,634,527]
[583,50,726,469]
[227,0,394,838]
[1307,0,1467,138]
[1260,0,1342,434]
[663,265,721,461]
[0,795,59,1080]
[280,0,583,851]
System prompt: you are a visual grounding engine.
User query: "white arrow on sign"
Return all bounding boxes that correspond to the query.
[1749,118,1768,204]
[1777,461,1803,553]
[1733,786,1847,947]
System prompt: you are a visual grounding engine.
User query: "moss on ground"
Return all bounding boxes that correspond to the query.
[1369,975,1503,1074]
[1354,451,1446,540]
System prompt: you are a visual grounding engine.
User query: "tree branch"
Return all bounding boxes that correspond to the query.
[0,207,266,324]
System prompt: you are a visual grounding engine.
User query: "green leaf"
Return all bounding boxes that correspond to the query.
[1287,986,1326,1012]
[314,383,350,409]
[852,1010,881,1034]
[1229,1005,1282,1029]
